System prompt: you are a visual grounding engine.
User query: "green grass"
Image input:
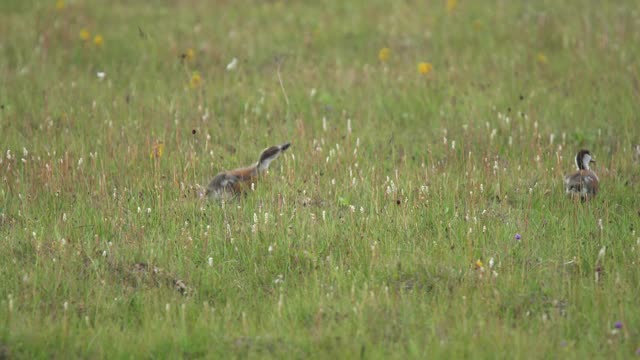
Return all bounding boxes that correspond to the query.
[1,0,640,358]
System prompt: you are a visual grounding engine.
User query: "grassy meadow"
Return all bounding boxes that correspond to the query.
[2,0,640,358]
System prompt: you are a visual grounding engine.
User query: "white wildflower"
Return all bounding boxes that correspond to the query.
[226,57,238,71]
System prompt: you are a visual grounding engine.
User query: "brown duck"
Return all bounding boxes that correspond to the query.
[564,149,599,201]
[206,143,290,200]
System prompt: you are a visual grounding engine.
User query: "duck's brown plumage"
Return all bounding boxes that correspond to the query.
[564,149,599,201]
[564,169,599,199]
[206,142,290,200]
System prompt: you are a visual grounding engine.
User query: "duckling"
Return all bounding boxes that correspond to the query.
[564,149,599,201]
[206,142,290,200]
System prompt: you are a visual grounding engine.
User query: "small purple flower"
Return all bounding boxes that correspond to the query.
[515,233,521,240]
[636,347,640,356]
[559,341,567,348]
[614,321,623,329]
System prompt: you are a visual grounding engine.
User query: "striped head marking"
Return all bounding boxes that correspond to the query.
[257,142,291,172]
[575,149,595,170]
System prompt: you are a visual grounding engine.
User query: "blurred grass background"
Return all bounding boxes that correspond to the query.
[1,0,639,358]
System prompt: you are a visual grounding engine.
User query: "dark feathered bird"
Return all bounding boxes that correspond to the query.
[564,149,599,201]
[206,143,290,200]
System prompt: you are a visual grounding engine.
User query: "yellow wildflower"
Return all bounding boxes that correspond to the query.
[93,34,104,47]
[378,47,390,62]
[190,72,202,89]
[418,62,433,75]
[446,0,457,13]
[55,0,65,10]
[150,141,165,159]
[536,53,548,64]
[475,259,484,269]
[79,29,91,41]
[183,48,195,62]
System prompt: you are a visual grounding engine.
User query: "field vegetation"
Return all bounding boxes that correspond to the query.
[1,0,639,358]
